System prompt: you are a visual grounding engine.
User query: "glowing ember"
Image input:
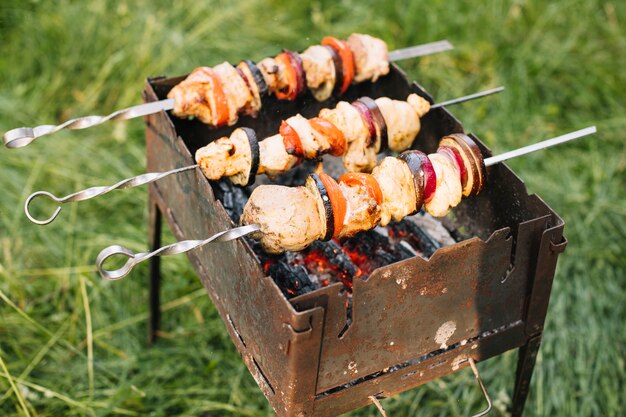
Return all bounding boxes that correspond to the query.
[302,250,336,287]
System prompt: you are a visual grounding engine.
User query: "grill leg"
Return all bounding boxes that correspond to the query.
[148,199,162,345]
[511,334,542,417]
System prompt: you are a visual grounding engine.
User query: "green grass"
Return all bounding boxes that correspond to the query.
[0,0,624,416]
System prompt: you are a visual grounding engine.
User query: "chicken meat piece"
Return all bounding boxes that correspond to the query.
[372,157,417,226]
[319,101,374,171]
[213,62,254,125]
[258,57,289,95]
[425,153,463,217]
[408,93,431,118]
[183,67,214,84]
[346,33,389,83]
[319,101,367,145]
[195,128,252,186]
[167,67,218,124]
[257,134,300,180]
[342,136,379,173]
[300,45,336,101]
[257,57,280,93]
[337,182,381,238]
[168,82,213,124]
[241,184,325,254]
[375,95,422,152]
[285,114,331,159]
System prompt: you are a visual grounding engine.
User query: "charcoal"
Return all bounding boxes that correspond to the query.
[265,260,316,298]
[396,240,419,258]
[341,229,412,276]
[389,218,442,257]
[254,159,319,188]
[210,179,251,222]
[255,240,363,299]
[271,159,318,186]
[409,212,458,247]
[309,240,358,281]
[288,241,358,289]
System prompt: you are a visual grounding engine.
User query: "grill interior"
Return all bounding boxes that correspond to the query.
[144,65,567,417]
[150,68,558,302]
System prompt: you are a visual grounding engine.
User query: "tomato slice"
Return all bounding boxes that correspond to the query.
[338,172,383,205]
[285,50,306,97]
[318,172,347,238]
[321,37,354,94]
[274,52,300,100]
[188,67,229,126]
[195,67,229,127]
[309,117,346,156]
[279,121,304,157]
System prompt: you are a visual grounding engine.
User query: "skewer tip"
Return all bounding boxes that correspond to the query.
[3,127,36,149]
[484,125,598,167]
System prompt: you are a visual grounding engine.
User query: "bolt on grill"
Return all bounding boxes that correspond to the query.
[142,65,567,417]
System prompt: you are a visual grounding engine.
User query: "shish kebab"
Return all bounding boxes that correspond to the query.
[24,88,503,225]
[97,126,596,280]
[3,35,453,149]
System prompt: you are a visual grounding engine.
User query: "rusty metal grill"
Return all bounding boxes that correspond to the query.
[142,65,566,417]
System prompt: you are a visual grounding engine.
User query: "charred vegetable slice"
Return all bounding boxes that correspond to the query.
[241,127,260,185]
[307,173,335,241]
[318,173,347,238]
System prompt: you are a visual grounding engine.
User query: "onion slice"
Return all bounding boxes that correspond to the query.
[351,100,377,147]
[439,134,486,196]
[438,146,468,190]
[355,96,387,150]
[289,51,306,98]
[398,150,436,203]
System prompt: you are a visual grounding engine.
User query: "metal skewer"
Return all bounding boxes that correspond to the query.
[431,86,504,109]
[483,126,597,166]
[387,40,453,62]
[3,40,453,150]
[25,87,503,226]
[24,165,197,225]
[95,126,596,280]
[96,224,261,281]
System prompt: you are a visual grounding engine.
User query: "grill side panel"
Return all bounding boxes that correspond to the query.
[143,79,326,416]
